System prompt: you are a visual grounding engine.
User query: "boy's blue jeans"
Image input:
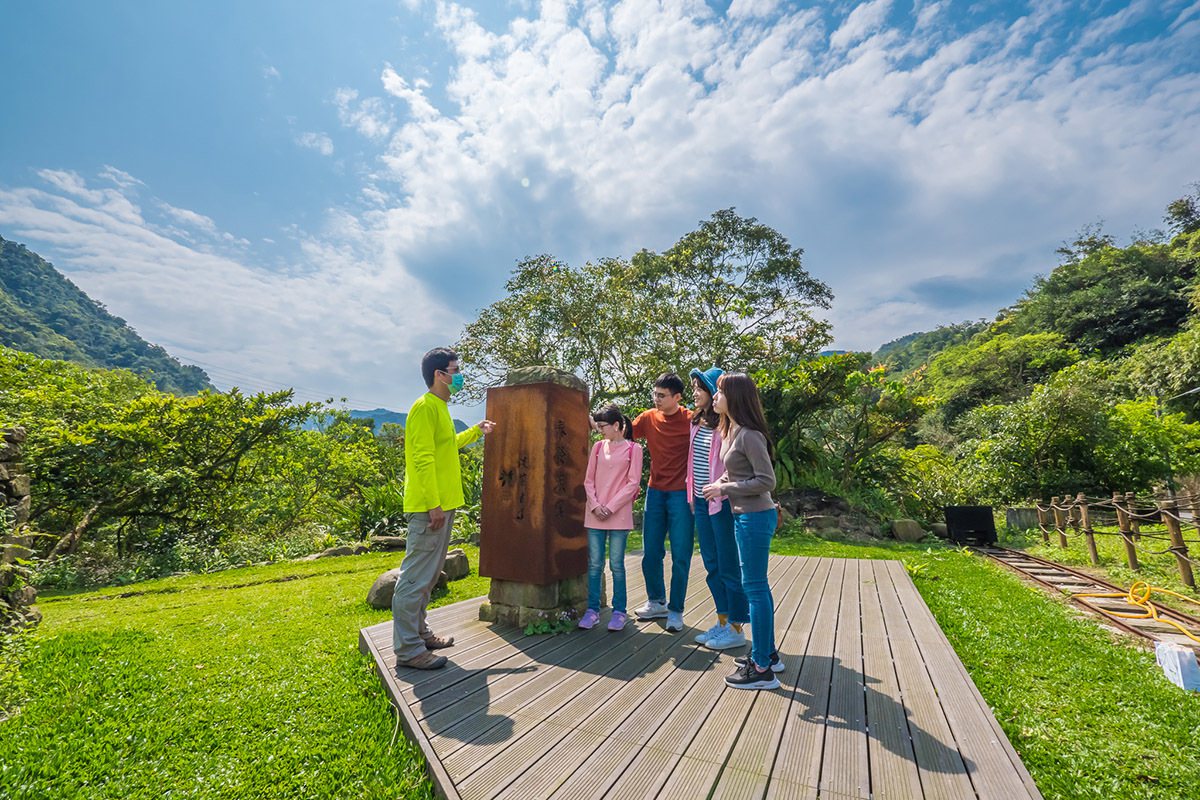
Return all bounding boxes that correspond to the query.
[641,488,694,612]
[734,508,778,670]
[587,528,629,613]
[694,497,749,624]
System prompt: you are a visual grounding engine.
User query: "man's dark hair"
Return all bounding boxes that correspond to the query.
[421,347,458,388]
[654,372,686,397]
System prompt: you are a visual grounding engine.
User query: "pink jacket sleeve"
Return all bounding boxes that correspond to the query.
[584,441,601,510]
[605,443,644,513]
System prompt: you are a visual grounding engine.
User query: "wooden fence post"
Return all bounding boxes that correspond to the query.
[1157,492,1195,590]
[1036,501,1050,544]
[1051,496,1069,549]
[1076,492,1099,566]
[1113,492,1140,571]
[1125,492,1141,541]
[1189,492,1200,526]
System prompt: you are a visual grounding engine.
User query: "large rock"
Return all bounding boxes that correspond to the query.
[2,427,26,444]
[369,535,407,552]
[504,365,589,394]
[1005,508,1040,532]
[444,548,470,581]
[891,519,927,542]
[930,522,949,539]
[366,567,402,609]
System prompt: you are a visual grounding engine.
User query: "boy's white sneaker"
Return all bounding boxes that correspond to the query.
[665,610,684,632]
[634,600,669,620]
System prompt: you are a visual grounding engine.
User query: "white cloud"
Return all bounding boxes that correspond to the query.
[0,170,460,411]
[333,88,394,140]
[263,65,282,80]
[295,131,335,156]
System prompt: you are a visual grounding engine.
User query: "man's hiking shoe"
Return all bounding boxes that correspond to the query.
[422,633,455,650]
[665,610,684,632]
[395,651,448,672]
[634,600,669,620]
[725,660,780,690]
[734,650,784,673]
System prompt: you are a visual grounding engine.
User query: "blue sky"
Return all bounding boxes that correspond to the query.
[2,0,1198,419]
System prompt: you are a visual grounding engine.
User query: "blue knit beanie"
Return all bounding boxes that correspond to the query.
[689,366,724,397]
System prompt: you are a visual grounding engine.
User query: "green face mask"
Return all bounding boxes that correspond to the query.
[449,372,464,395]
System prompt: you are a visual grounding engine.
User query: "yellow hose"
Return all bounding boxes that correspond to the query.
[1073,581,1200,645]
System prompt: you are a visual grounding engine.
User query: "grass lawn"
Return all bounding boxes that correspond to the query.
[2,531,1199,799]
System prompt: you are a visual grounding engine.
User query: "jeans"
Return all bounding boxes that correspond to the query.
[587,528,629,613]
[641,488,694,612]
[734,508,777,670]
[694,497,749,624]
[392,509,456,661]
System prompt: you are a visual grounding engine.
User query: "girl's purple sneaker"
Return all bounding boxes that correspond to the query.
[607,611,627,631]
[578,608,600,630]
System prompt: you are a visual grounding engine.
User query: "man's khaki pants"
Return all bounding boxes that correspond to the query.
[392,509,456,662]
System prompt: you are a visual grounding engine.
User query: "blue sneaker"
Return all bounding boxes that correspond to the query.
[694,622,722,644]
[704,624,747,650]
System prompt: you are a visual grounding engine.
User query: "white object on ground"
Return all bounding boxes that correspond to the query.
[1155,641,1200,691]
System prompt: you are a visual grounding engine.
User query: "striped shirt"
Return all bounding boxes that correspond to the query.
[691,425,714,496]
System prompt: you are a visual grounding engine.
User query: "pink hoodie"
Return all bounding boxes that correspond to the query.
[686,423,727,515]
[583,439,644,530]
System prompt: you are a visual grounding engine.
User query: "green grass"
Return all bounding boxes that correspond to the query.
[0,547,486,800]
[3,531,1200,799]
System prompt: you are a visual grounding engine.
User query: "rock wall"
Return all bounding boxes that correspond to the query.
[1,427,38,630]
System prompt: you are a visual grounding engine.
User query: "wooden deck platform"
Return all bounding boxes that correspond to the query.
[359,555,1042,799]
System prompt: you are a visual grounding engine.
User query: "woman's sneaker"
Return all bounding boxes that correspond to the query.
[608,611,627,631]
[734,650,784,673]
[725,660,780,690]
[578,608,601,630]
[694,622,723,645]
[704,625,747,650]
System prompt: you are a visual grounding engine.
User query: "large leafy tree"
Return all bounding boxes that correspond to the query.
[457,209,832,404]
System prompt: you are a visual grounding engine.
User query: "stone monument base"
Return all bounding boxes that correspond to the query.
[479,575,604,628]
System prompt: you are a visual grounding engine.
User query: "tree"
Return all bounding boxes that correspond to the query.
[457,209,832,404]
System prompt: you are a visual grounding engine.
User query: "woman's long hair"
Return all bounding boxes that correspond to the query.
[592,403,634,440]
[716,372,774,458]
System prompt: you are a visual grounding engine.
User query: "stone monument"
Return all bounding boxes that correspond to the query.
[478,368,591,627]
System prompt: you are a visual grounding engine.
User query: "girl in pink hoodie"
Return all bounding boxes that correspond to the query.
[580,404,644,632]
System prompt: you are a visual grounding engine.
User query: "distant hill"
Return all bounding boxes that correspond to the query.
[874,321,989,373]
[0,235,211,394]
[347,408,470,434]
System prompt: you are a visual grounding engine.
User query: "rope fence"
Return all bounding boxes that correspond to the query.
[1032,491,1200,590]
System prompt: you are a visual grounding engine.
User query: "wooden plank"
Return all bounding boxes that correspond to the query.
[714,557,832,793]
[871,559,975,800]
[884,560,1041,799]
[552,555,807,800]
[859,559,925,800]
[819,558,870,799]
[442,561,722,786]
[766,559,845,798]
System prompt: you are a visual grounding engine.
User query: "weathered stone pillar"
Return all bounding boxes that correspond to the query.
[1,427,38,630]
[477,367,592,628]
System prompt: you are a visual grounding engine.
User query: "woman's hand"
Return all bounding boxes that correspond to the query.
[595,505,612,520]
[701,482,723,502]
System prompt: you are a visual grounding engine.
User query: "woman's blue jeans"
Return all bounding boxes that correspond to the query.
[641,488,694,612]
[587,528,629,613]
[694,497,749,624]
[734,508,777,670]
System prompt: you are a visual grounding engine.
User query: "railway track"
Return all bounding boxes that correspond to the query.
[975,545,1200,654]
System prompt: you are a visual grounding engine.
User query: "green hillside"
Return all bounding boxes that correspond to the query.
[0,235,211,394]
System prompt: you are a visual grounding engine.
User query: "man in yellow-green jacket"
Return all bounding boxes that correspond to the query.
[393,347,495,671]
